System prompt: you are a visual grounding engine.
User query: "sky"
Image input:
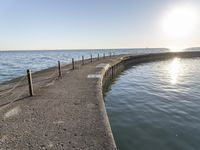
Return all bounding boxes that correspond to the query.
[0,0,200,50]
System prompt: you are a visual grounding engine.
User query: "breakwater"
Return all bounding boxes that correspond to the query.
[0,51,200,149]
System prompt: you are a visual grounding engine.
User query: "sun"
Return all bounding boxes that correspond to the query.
[162,4,197,39]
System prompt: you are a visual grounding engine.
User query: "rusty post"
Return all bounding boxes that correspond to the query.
[58,61,62,77]
[90,54,92,62]
[27,69,34,96]
[82,56,84,65]
[111,66,114,79]
[72,58,75,70]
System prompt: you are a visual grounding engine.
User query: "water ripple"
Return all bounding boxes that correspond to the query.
[0,49,168,83]
[106,57,200,150]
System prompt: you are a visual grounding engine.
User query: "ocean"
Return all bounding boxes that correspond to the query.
[0,48,167,83]
[105,57,200,150]
[1,48,200,149]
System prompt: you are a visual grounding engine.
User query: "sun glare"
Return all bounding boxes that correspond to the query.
[162,4,197,39]
[168,46,185,52]
[169,57,181,84]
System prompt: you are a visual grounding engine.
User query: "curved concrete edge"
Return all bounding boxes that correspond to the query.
[94,55,128,150]
[96,51,200,150]
[2,51,200,149]
[96,67,117,150]
[123,51,200,67]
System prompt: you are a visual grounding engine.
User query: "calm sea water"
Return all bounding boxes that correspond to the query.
[105,57,200,150]
[0,48,167,83]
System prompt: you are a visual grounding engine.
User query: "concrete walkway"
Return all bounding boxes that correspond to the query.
[0,56,123,150]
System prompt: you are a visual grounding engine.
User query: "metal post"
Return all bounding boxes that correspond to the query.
[82,56,84,65]
[103,53,105,59]
[58,61,62,77]
[90,54,92,62]
[72,58,75,70]
[27,69,34,96]
[110,52,112,58]
[98,53,99,61]
[111,66,114,79]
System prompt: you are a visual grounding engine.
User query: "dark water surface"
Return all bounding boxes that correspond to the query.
[105,57,200,150]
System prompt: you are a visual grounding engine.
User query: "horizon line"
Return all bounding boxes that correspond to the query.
[0,47,171,51]
[0,46,200,51]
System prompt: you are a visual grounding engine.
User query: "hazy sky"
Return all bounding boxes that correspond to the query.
[0,0,200,50]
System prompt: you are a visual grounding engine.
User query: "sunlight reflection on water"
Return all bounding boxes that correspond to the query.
[169,57,181,84]
[105,57,200,150]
